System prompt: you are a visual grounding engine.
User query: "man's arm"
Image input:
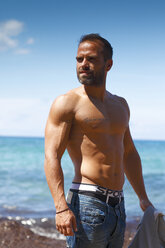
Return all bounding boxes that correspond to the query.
[123,126,153,211]
[44,94,77,236]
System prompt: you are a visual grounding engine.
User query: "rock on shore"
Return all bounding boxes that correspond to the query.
[0,218,138,248]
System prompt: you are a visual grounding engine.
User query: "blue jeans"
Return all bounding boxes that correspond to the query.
[66,190,126,248]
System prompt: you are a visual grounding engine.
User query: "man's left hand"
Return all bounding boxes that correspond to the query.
[140,198,154,211]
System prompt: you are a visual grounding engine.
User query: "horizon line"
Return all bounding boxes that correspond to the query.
[0,135,165,142]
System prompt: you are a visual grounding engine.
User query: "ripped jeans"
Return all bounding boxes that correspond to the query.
[66,190,126,248]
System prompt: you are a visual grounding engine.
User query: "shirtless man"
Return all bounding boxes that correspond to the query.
[44,34,152,248]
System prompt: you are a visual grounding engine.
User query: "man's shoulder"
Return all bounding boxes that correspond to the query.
[65,86,82,99]
[107,91,127,103]
[51,87,81,114]
[107,91,130,113]
[114,95,128,106]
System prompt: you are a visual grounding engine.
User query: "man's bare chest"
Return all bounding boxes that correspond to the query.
[74,100,129,134]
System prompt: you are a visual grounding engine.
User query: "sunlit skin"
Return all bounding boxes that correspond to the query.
[44,40,153,237]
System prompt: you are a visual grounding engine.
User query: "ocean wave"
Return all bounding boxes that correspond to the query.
[30,226,65,240]
[3,215,65,240]
[0,204,55,219]
[2,204,17,210]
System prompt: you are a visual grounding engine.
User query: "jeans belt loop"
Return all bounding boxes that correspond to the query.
[119,194,121,204]
[106,192,110,204]
[106,195,108,204]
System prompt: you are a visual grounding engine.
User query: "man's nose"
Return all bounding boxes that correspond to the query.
[81,58,89,69]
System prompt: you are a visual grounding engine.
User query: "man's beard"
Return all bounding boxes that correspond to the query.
[77,69,105,87]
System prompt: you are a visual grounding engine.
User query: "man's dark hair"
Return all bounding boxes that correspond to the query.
[79,33,113,61]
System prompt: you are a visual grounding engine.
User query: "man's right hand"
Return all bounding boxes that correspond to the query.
[55,209,78,236]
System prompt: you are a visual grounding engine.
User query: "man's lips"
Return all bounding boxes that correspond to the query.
[79,70,92,74]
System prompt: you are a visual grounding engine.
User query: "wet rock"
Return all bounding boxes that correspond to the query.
[0,219,66,248]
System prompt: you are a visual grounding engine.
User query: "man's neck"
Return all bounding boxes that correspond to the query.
[83,84,106,102]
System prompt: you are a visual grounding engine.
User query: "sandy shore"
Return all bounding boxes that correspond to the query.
[0,218,139,248]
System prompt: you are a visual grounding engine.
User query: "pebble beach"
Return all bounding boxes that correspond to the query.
[0,218,139,248]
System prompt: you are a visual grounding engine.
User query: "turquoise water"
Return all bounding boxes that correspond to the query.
[0,136,165,219]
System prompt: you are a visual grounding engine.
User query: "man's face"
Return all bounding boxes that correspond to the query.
[76,41,107,87]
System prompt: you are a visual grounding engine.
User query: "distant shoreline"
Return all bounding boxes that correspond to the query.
[1,135,165,142]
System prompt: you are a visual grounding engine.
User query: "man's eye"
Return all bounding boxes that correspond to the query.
[76,57,83,63]
[88,57,95,61]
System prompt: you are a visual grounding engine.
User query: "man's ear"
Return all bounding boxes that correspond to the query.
[106,59,113,71]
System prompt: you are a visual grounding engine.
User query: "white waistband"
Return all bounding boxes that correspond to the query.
[71,183,99,192]
[71,183,124,198]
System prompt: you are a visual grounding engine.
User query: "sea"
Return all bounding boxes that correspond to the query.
[0,136,165,239]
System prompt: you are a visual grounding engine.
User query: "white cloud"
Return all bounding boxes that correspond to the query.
[0,19,34,54]
[0,34,18,50]
[26,38,34,45]
[1,19,24,36]
[15,48,30,54]
[0,20,23,51]
[0,98,52,137]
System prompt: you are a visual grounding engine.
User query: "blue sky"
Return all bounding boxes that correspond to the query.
[0,0,165,140]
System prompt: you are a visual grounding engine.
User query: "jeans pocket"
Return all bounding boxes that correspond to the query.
[79,205,106,226]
